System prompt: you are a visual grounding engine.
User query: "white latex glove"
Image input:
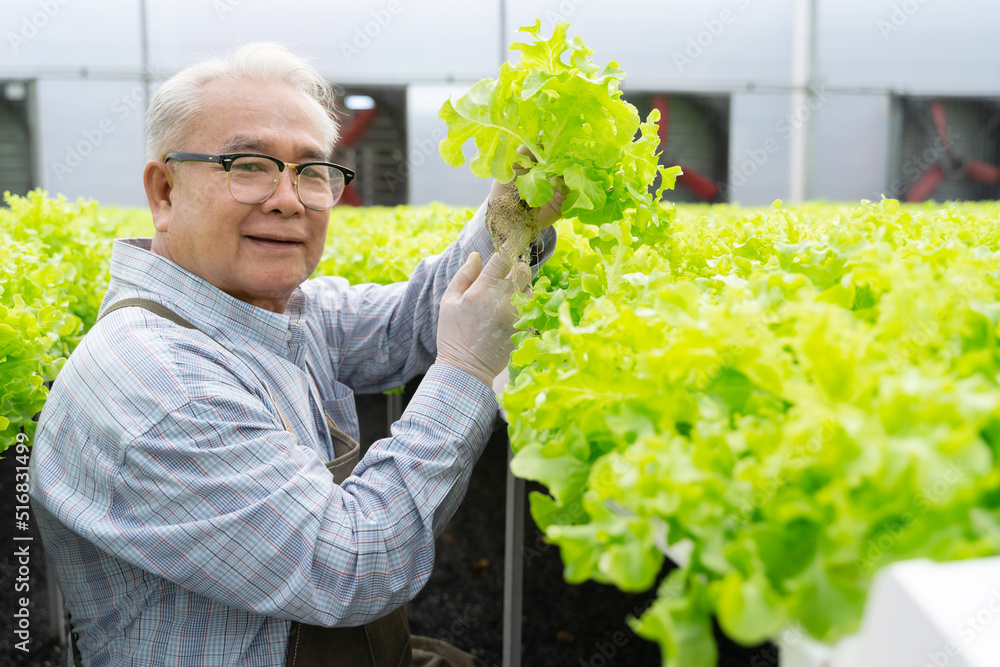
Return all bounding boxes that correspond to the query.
[436,251,530,388]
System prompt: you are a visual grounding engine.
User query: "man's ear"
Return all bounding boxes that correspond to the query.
[144,160,174,233]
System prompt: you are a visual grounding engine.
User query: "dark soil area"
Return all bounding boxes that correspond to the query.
[1,379,777,666]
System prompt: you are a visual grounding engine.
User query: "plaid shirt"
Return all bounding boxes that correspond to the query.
[29,201,502,666]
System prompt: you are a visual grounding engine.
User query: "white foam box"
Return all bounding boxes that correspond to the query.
[780,557,1000,667]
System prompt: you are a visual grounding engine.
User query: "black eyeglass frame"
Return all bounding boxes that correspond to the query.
[164,152,356,209]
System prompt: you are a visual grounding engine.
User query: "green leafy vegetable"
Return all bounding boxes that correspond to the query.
[9,186,1000,667]
[439,20,678,246]
[505,200,1000,665]
[0,191,149,452]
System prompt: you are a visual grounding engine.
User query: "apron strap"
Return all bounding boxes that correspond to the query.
[325,429,361,485]
[100,297,197,328]
[100,298,299,434]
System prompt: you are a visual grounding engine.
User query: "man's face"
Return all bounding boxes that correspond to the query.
[149,78,334,313]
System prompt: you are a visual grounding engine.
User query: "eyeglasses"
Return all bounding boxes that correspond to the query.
[164,152,355,210]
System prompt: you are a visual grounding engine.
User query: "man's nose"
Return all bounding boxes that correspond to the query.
[262,167,304,214]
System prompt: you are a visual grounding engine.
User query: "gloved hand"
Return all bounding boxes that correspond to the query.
[436,251,530,388]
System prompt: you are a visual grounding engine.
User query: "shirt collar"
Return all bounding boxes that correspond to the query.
[107,238,308,359]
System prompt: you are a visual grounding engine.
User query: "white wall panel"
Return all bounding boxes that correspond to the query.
[504,0,796,89]
[406,84,491,207]
[145,0,501,84]
[1,0,142,76]
[4,0,1000,206]
[726,92,795,204]
[36,79,148,206]
[811,94,892,202]
[818,0,1000,94]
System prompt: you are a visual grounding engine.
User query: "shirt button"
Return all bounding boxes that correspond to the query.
[285,330,293,341]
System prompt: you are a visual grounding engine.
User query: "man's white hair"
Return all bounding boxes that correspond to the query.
[145,42,340,161]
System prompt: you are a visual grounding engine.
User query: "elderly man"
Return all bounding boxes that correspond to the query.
[29,42,559,667]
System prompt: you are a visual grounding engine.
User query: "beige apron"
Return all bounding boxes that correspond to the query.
[67,299,485,667]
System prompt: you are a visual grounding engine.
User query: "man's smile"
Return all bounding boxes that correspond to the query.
[245,234,304,245]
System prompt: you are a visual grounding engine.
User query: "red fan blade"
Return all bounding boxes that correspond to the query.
[930,100,951,152]
[652,95,670,149]
[964,159,1000,185]
[339,107,379,147]
[905,164,946,202]
[677,163,719,202]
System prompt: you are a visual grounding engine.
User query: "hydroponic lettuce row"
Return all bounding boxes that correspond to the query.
[504,200,1000,666]
[315,202,472,283]
[0,195,470,454]
[438,20,1000,664]
[0,192,148,450]
[6,192,1000,667]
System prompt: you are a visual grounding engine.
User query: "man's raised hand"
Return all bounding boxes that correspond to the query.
[435,252,529,388]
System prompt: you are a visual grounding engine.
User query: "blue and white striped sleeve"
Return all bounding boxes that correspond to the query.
[304,198,495,394]
[50,317,496,628]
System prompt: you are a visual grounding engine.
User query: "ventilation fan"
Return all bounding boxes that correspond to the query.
[897,97,1000,202]
[628,93,729,203]
[331,86,408,207]
[0,81,33,198]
